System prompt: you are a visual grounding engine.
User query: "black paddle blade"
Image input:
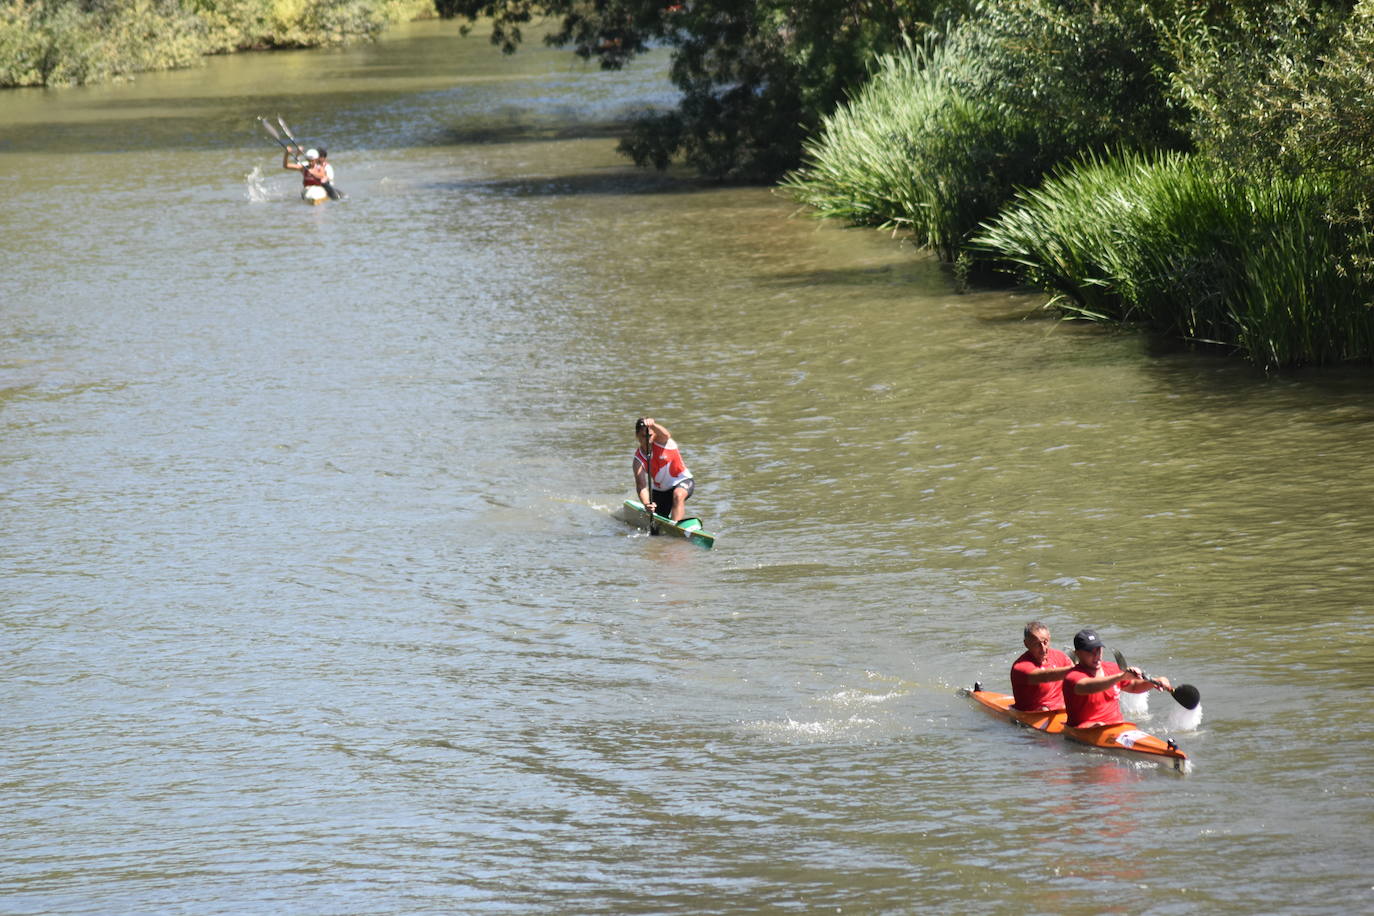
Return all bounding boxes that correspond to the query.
[1113,649,1128,670]
[1172,683,1201,709]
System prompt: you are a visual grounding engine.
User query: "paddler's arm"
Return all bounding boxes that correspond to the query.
[1024,663,1073,683]
[1122,673,1171,694]
[641,417,671,445]
[634,454,654,511]
[1070,666,1145,694]
[283,148,303,171]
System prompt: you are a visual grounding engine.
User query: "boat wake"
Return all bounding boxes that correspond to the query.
[1122,690,1203,732]
[1162,703,1203,732]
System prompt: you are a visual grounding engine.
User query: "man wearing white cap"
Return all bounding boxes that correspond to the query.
[282,145,335,203]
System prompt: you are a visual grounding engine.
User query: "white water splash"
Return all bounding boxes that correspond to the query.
[1121,689,1150,720]
[1163,702,1203,732]
[742,715,879,742]
[828,688,903,708]
[243,166,272,202]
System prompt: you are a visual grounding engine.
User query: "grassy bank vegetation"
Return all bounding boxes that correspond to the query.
[0,0,433,87]
[785,0,1374,368]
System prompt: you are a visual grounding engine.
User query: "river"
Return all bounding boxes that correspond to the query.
[2,19,1372,916]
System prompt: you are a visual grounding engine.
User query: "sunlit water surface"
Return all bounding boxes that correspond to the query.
[3,20,1372,916]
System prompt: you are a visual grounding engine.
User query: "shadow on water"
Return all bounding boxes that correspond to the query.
[420,167,708,197]
[0,108,656,156]
[756,261,949,291]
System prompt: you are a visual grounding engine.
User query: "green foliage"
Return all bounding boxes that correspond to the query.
[0,0,205,87]
[781,44,1044,261]
[434,0,971,181]
[1157,0,1345,175]
[0,0,412,87]
[783,1,1188,256]
[941,0,1189,156]
[972,150,1374,368]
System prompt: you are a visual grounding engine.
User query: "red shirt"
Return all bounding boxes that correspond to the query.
[1063,661,1125,727]
[1010,648,1072,711]
[633,437,691,491]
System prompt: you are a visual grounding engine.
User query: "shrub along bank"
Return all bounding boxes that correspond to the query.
[785,0,1374,368]
[0,0,433,88]
[971,151,1374,368]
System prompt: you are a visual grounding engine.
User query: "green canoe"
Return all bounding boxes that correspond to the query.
[620,500,716,549]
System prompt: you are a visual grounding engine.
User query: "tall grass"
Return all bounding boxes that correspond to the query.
[781,44,1045,262]
[972,150,1374,367]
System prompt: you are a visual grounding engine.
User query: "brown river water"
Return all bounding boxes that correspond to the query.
[2,20,1372,915]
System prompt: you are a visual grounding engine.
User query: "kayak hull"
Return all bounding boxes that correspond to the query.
[968,688,1066,734]
[620,499,715,548]
[1062,722,1190,770]
[964,687,1189,772]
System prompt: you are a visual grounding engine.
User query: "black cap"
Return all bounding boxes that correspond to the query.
[634,417,647,433]
[1073,628,1105,651]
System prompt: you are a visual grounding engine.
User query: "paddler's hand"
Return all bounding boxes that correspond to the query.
[1125,666,1145,681]
[1152,675,1172,691]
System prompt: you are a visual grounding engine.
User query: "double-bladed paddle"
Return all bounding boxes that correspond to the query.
[1113,648,1201,709]
[260,116,343,200]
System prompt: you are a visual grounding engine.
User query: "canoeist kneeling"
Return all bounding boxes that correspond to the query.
[632,416,695,522]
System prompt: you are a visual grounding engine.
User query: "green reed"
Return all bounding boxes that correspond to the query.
[781,46,1044,263]
[972,150,1374,368]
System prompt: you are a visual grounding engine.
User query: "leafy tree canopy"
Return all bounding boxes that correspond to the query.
[433,0,971,181]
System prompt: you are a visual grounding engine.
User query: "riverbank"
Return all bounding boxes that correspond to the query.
[0,0,434,88]
[783,4,1374,370]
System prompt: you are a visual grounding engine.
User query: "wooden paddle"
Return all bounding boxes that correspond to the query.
[1114,649,1200,709]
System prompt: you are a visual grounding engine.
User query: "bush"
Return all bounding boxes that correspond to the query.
[782,0,1188,259]
[0,0,410,87]
[972,150,1374,367]
[781,44,1044,261]
[0,0,206,87]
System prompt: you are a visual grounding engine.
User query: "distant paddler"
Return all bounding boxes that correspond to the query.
[284,145,334,204]
[632,417,696,523]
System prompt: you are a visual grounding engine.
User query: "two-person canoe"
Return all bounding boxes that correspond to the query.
[619,499,716,549]
[962,684,1189,772]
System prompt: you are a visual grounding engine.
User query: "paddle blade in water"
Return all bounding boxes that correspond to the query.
[1173,683,1201,709]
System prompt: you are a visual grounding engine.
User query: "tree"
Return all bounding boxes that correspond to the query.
[433,0,969,181]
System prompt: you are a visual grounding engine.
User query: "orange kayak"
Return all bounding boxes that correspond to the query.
[964,685,1189,772]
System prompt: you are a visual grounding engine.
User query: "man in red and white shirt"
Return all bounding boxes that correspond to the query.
[633,417,695,522]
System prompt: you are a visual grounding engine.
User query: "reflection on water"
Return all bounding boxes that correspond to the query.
[2,17,1372,916]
